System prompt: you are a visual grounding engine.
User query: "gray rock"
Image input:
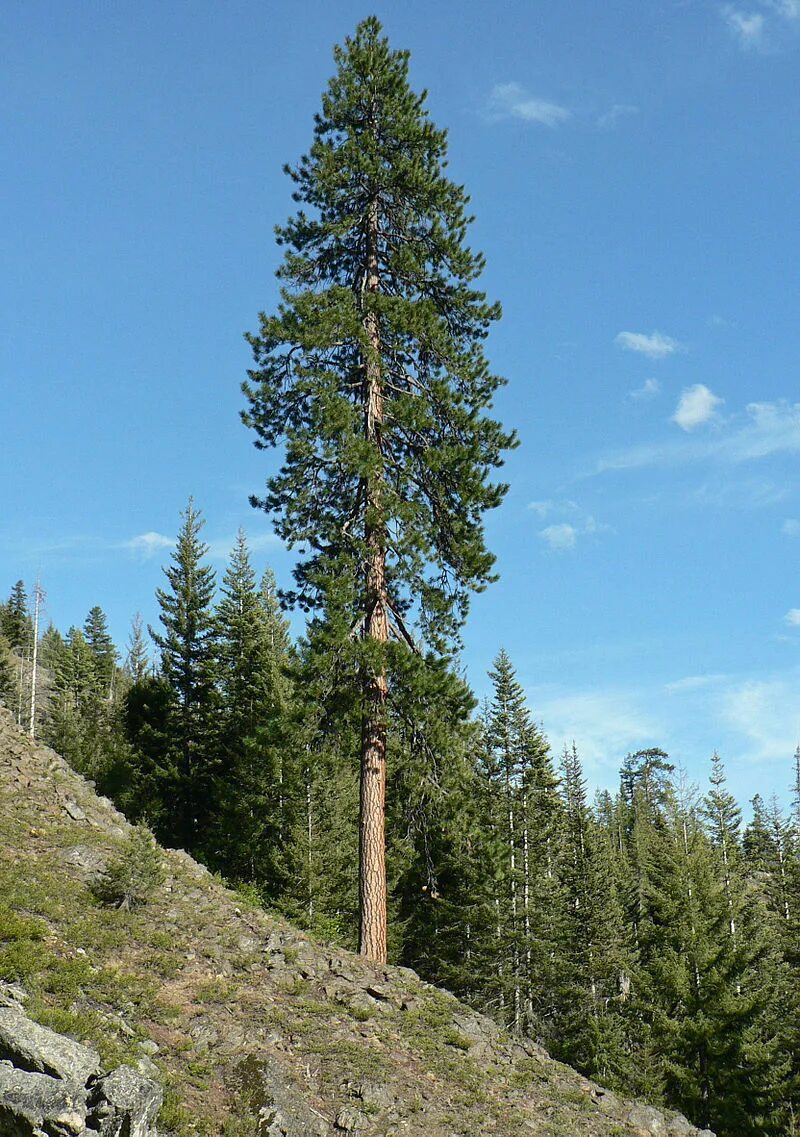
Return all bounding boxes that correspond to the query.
[668,1116,699,1136]
[334,1107,367,1132]
[0,981,28,1008]
[627,1103,669,1135]
[227,1054,329,1137]
[63,845,107,878]
[0,1061,87,1136]
[63,801,87,822]
[86,1066,163,1137]
[351,1080,393,1109]
[0,1005,100,1086]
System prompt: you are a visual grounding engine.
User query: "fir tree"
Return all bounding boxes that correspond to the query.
[83,605,117,697]
[557,743,635,1089]
[149,499,219,853]
[243,18,514,961]
[0,633,17,709]
[2,580,31,652]
[636,779,783,1134]
[744,794,774,871]
[702,752,742,940]
[477,651,562,1035]
[124,613,150,683]
[213,531,295,888]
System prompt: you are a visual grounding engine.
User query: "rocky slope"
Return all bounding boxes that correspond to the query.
[0,707,713,1137]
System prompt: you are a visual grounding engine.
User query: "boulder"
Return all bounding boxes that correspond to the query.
[0,1003,161,1137]
[0,1005,100,1086]
[0,1062,87,1136]
[86,1066,163,1137]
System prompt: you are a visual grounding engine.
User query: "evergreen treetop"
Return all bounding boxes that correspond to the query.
[243,15,515,652]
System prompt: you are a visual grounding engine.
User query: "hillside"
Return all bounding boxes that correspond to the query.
[0,707,713,1137]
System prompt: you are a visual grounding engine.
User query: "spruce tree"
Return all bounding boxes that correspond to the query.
[243,18,514,961]
[477,651,562,1035]
[557,743,635,1089]
[214,531,295,888]
[2,581,31,652]
[0,633,17,709]
[702,752,742,940]
[124,613,150,683]
[149,499,219,853]
[83,606,118,698]
[632,777,783,1134]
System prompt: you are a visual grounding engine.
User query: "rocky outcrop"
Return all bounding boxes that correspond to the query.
[0,995,161,1137]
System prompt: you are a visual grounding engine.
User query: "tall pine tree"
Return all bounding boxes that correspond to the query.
[243,18,514,961]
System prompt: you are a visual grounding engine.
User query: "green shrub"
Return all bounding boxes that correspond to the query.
[95,825,166,910]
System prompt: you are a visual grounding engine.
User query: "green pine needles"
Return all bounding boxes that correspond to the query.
[243,16,514,649]
[243,16,515,962]
[96,824,166,910]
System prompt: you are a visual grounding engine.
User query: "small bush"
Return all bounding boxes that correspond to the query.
[96,825,166,910]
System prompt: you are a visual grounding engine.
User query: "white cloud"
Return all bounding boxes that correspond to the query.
[486,83,571,128]
[719,675,800,763]
[539,523,578,551]
[125,531,175,556]
[506,669,800,796]
[528,498,579,518]
[690,477,787,509]
[537,509,610,551]
[665,673,728,694]
[724,7,766,47]
[597,399,800,473]
[528,685,662,777]
[782,519,800,536]
[673,384,724,431]
[615,330,683,359]
[597,103,638,129]
[628,377,661,401]
[785,609,800,626]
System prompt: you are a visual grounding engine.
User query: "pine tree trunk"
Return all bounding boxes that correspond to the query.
[359,194,389,964]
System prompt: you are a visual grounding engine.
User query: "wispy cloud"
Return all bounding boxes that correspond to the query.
[528,498,579,518]
[527,684,662,776]
[672,384,724,431]
[773,0,800,17]
[526,669,800,790]
[615,330,684,360]
[122,532,175,557]
[724,7,766,48]
[690,477,788,509]
[783,518,800,536]
[785,609,800,627]
[537,506,610,551]
[596,399,800,473]
[723,0,800,49]
[628,377,661,402]
[719,674,800,763]
[485,82,571,128]
[665,673,728,694]
[597,103,638,129]
[539,523,579,551]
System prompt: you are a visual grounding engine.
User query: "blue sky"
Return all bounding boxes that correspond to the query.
[3,0,800,806]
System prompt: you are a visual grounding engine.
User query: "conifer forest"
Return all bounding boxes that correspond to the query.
[3,17,799,1137]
